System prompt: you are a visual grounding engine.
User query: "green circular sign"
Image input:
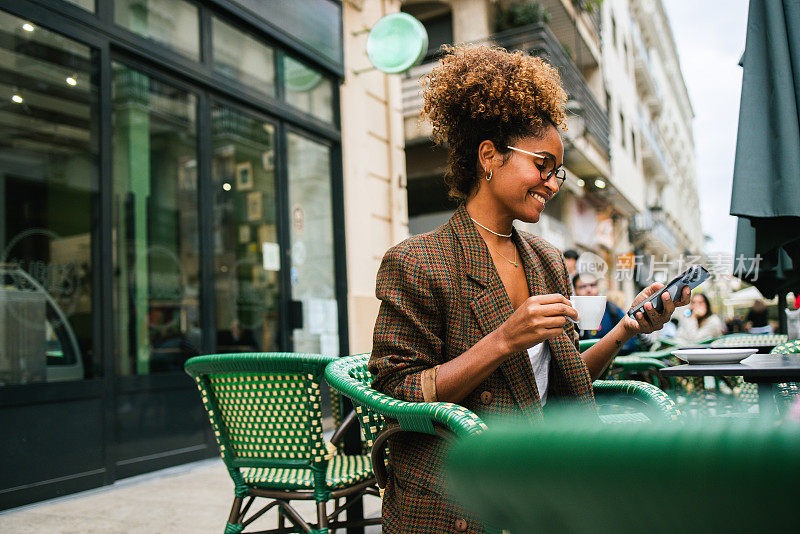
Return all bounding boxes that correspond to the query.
[366,13,428,74]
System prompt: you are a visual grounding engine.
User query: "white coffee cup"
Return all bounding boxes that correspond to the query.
[569,296,607,330]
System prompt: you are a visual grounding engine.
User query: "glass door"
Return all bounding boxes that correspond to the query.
[211,104,280,353]
[112,63,200,376]
[286,132,339,356]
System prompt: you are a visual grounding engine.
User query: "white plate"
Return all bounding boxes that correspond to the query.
[672,348,759,364]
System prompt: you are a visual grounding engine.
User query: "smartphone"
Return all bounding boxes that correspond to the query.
[626,264,710,318]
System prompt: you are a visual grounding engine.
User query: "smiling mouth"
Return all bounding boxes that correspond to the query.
[529,192,548,204]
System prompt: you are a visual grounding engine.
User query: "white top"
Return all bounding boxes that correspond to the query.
[675,314,725,344]
[527,343,551,405]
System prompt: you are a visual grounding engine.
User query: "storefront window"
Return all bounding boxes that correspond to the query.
[212,16,275,97]
[286,133,339,356]
[114,0,199,60]
[64,0,95,11]
[283,55,333,123]
[225,0,343,66]
[112,63,199,375]
[0,12,98,386]
[211,105,280,353]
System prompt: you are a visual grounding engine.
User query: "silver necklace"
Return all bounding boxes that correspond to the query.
[470,217,512,238]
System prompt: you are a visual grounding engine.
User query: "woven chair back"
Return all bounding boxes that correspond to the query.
[347,360,388,449]
[711,333,788,347]
[771,338,800,354]
[185,352,335,469]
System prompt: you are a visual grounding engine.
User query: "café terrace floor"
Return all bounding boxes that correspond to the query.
[0,458,383,534]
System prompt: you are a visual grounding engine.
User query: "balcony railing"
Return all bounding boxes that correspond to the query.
[401,23,610,156]
[630,209,677,251]
[638,110,670,181]
[631,21,659,98]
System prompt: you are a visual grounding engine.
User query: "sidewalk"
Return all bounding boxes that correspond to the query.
[0,458,382,533]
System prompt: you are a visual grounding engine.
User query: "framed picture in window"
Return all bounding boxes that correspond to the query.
[238,224,251,244]
[261,149,274,171]
[235,161,253,191]
[246,191,263,221]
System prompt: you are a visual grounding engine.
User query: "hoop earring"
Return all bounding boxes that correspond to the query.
[486,169,492,182]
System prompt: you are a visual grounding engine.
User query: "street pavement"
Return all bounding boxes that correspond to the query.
[0,458,382,533]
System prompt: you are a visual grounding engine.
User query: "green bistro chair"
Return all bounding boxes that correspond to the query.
[710,332,788,350]
[324,355,683,491]
[732,339,800,414]
[702,335,791,414]
[324,354,487,491]
[592,379,682,423]
[773,339,800,409]
[603,355,670,389]
[184,353,380,534]
[594,345,675,389]
[766,338,800,354]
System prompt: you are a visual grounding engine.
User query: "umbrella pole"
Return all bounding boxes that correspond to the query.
[778,292,788,335]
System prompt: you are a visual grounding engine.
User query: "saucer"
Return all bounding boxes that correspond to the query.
[671,348,758,364]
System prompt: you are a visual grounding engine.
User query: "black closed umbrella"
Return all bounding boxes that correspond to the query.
[731,0,800,330]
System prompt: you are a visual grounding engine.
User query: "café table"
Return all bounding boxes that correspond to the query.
[661,353,800,416]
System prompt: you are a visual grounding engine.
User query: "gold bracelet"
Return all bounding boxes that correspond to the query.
[421,364,441,402]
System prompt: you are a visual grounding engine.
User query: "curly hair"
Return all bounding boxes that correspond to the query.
[421,45,568,200]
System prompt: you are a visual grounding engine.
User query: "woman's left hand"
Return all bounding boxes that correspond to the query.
[622,283,691,335]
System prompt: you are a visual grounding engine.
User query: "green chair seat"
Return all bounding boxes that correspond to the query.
[242,454,373,490]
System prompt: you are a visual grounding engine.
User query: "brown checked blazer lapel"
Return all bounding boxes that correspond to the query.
[450,206,543,420]
[451,204,594,411]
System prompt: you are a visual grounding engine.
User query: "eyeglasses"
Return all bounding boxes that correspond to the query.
[507,146,567,187]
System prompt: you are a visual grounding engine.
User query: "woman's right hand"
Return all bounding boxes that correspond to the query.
[496,294,578,355]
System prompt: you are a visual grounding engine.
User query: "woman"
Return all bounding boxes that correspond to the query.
[676,293,725,344]
[368,45,689,534]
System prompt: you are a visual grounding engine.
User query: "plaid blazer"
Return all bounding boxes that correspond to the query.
[369,204,596,534]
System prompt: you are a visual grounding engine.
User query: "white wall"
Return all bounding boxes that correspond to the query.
[342,0,409,354]
[602,0,647,213]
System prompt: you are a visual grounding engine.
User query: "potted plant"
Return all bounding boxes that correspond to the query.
[494,1,551,33]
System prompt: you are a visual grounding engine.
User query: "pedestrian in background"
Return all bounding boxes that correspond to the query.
[676,293,725,344]
[746,299,772,334]
[572,272,640,354]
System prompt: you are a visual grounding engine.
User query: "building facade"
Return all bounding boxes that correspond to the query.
[0,0,350,509]
[604,0,704,283]
[341,0,408,355]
